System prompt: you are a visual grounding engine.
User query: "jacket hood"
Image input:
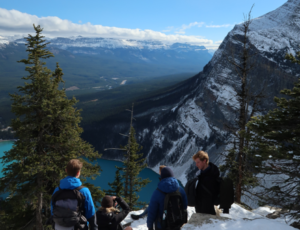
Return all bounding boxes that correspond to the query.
[97,210,114,221]
[201,162,220,178]
[157,177,179,193]
[59,176,82,190]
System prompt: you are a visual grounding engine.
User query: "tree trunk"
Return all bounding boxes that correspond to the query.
[36,176,44,230]
[236,77,246,203]
[129,173,133,209]
[124,162,129,199]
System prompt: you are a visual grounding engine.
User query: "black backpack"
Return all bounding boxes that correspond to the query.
[184,178,198,207]
[157,188,187,230]
[185,177,234,209]
[218,177,234,209]
[52,186,87,229]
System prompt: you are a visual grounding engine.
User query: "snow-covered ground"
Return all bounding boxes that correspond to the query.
[121,204,296,230]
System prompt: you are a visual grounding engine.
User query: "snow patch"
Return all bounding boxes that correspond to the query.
[179,99,211,138]
[123,204,294,230]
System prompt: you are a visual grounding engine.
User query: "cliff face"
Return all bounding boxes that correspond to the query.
[82,0,300,185]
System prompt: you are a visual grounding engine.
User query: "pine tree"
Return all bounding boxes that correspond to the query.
[221,6,264,203]
[104,166,123,197]
[247,51,300,220]
[122,125,150,210]
[0,25,102,230]
[105,104,149,210]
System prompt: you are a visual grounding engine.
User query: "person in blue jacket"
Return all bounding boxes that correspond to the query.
[51,159,98,230]
[147,167,188,230]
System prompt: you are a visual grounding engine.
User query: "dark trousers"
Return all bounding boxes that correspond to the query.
[223,207,230,214]
[195,206,216,215]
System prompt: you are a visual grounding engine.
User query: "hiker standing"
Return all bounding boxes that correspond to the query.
[147,167,188,230]
[51,159,98,230]
[96,196,132,230]
[193,151,220,215]
[131,165,166,220]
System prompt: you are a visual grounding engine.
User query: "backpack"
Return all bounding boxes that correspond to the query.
[184,178,198,207]
[52,186,87,229]
[185,176,234,209]
[157,188,187,230]
[200,177,234,208]
[218,177,234,209]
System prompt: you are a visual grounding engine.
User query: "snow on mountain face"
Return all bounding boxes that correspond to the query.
[230,0,300,76]
[82,0,300,205]
[247,0,300,53]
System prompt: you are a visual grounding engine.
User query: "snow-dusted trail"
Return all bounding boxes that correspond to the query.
[122,204,296,230]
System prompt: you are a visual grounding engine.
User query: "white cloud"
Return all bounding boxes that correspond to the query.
[175,21,205,34]
[214,40,223,44]
[206,24,233,28]
[78,20,82,23]
[0,8,214,47]
[161,26,174,32]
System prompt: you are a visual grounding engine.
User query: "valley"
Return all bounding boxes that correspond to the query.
[0,38,211,124]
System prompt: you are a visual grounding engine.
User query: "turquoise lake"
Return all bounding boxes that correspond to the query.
[0,141,160,203]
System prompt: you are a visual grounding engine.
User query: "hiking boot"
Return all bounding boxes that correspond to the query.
[131,214,140,220]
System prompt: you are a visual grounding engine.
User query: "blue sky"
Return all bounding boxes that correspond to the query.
[0,0,288,49]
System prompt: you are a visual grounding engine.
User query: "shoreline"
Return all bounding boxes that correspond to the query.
[101,156,160,175]
[0,139,16,142]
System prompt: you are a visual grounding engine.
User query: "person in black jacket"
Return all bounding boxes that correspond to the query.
[192,150,220,215]
[96,196,132,230]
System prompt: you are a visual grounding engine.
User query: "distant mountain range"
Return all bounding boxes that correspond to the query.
[0,35,212,95]
[1,36,212,69]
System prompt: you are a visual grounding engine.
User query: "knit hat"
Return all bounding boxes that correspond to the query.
[161,167,174,179]
[101,196,114,208]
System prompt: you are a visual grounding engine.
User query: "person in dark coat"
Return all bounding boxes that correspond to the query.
[147,167,188,230]
[96,196,132,230]
[193,150,220,215]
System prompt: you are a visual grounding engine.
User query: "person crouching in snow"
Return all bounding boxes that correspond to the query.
[147,167,188,230]
[96,195,132,230]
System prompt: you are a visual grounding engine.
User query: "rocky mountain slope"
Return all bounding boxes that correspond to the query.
[82,0,300,189]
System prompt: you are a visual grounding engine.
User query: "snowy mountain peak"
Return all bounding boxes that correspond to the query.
[250,0,300,30]
[232,0,300,55]
[10,36,208,52]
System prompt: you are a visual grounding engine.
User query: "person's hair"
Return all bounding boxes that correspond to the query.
[159,165,166,174]
[98,206,119,213]
[192,151,209,165]
[66,159,83,177]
